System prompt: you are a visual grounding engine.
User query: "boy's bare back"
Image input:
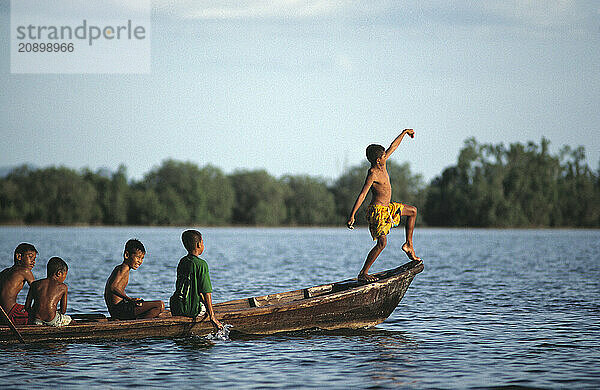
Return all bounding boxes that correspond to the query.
[27,278,68,322]
[0,266,34,313]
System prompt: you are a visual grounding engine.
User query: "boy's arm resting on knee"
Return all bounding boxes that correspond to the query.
[109,285,134,302]
[202,292,223,329]
[384,129,414,159]
[108,268,136,302]
[347,172,375,227]
[24,285,34,313]
[59,286,68,314]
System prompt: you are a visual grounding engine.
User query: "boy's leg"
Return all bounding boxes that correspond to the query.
[358,235,387,281]
[400,205,421,261]
[134,300,165,319]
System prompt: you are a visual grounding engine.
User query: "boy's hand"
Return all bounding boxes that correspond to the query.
[347,217,355,229]
[404,128,415,138]
[130,297,143,306]
[211,317,224,330]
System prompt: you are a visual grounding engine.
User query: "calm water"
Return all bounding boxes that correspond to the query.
[1,227,599,389]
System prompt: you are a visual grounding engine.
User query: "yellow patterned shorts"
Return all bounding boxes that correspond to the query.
[366,202,404,240]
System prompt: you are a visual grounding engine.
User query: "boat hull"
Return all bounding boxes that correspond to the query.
[0,260,423,344]
[222,265,419,334]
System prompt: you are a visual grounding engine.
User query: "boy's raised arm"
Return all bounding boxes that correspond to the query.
[347,171,375,228]
[384,129,415,161]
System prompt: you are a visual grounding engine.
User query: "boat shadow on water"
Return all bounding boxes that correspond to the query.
[229,326,416,342]
[173,326,419,355]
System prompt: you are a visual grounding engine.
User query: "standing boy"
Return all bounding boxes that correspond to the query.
[0,243,37,325]
[104,239,165,320]
[25,257,72,327]
[170,230,223,330]
[347,129,421,282]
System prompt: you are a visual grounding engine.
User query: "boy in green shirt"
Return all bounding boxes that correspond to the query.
[170,230,222,330]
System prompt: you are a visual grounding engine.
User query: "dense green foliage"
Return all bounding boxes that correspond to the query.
[0,138,598,227]
[229,169,288,226]
[424,138,600,227]
[283,175,335,225]
[132,160,234,225]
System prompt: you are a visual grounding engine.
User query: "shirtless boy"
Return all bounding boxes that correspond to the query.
[347,129,421,282]
[0,243,36,325]
[104,239,165,320]
[25,257,72,327]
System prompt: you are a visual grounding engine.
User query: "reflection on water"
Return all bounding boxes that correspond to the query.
[1,227,599,388]
[174,336,216,351]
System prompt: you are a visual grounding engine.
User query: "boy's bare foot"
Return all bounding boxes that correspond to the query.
[358,273,378,282]
[402,242,422,262]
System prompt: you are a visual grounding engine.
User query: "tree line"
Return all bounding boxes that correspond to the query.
[424,138,600,227]
[0,138,598,227]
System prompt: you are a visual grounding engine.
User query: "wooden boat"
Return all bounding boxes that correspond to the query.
[0,260,423,344]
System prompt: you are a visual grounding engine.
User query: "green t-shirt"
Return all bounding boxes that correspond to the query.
[170,254,213,317]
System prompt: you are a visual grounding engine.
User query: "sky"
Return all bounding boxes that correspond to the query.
[1,1,599,183]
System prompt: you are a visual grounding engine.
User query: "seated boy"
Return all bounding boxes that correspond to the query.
[104,239,165,320]
[170,230,222,330]
[25,257,72,327]
[0,243,37,325]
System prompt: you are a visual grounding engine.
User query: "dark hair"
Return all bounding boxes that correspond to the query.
[14,243,38,264]
[366,144,385,165]
[47,257,68,277]
[124,239,145,256]
[182,230,202,252]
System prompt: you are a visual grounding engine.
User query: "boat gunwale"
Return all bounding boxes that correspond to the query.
[215,260,424,316]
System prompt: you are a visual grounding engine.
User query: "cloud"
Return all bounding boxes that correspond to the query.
[151,0,596,33]
[334,54,354,74]
[9,0,151,20]
[155,0,350,20]
[476,0,589,28]
[104,0,153,16]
